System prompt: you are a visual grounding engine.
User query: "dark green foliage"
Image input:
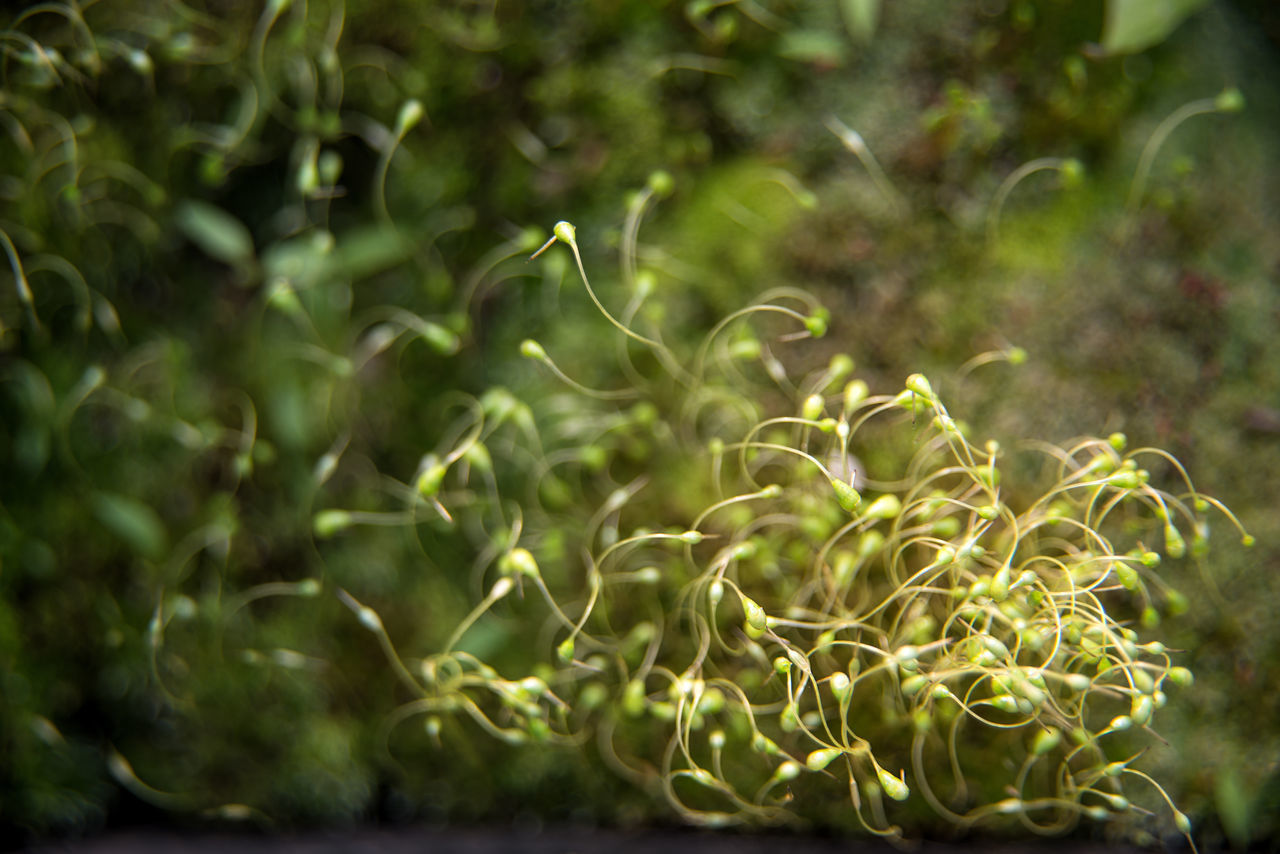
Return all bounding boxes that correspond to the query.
[1,0,1277,847]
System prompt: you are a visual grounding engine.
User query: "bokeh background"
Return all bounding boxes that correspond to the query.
[1,0,1277,848]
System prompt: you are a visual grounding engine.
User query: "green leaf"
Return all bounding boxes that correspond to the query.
[175,199,255,266]
[1215,766,1251,848]
[91,492,168,560]
[328,224,413,280]
[777,30,848,66]
[840,0,881,46]
[1100,0,1209,55]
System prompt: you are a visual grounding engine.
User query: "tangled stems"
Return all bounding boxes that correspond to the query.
[325,217,1250,846]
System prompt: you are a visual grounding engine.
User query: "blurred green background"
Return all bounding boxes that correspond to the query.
[1,0,1277,847]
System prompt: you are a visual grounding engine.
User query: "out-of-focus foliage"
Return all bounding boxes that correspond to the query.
[1101,0,1210,55]
[0,0,1277,849]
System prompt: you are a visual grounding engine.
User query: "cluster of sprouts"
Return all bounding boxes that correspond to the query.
[315,181,1250,845]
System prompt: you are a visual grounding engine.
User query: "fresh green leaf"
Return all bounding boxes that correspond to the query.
[1100,0,1209,55]
[91,492,168,560]
[175,199,255,267]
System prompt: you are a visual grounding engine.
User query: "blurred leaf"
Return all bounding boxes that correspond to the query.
[1215,766,1251,848]
[329,225,413,280]
[91,492,168,560]
[1100,0,1209,55]
[777,29,848,66]
[175,200,255,267]
[261,235,335,289]
[840,0,881,46]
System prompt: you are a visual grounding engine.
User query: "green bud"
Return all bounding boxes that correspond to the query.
[842,379,869,413]
[628,566,659,584]
[991,566,1011,602]
[490,577,514,600]
[1167,666,1193,687]
[501,547,540,578]
[829,672,851,701]
[396,99,424,133]
[698,686,724,714]
[857,530,884,559]
[804,314,828,338]
[827,354,855,385]
[519,339,548,361]
[417,461,448,497]
[831,478,862,513]
[1109,470,1139,490]
[463,441,492,473]
[649,701,676,721]
[553,221,576,244]
[295,578,322,597]
[981,635,1010,659]
[802,394,825,421]
[912,708,933,733]
[1130,694,1154,727]
[900,674,927,696]
[876,766,910,801]
[864,494,901,520]
[1115,562,1139,589]
[729,337,761,360]
[990,694,1019,714]
[312,509,352,538]
[680,530,703,544]
[904,373,934,398]
[1215,87,1245,113]
[1032,727,1062,755]
[806,747,843,771]
[355,604,383,632]
[773,761,801,782]
[741,596,767,632]
[318,150,343,185]
[709,729,726,750]
[995,797,1024,815]
[1132,668,1155,695]
[1064,673,1091,692]
[556,637,575,664]
[1164,524,1186,559]
[932,516,961,538]
[647,170,675,197]
[1174,810,1192,834]
[1055,160,1085,192]
[623,679,646,717]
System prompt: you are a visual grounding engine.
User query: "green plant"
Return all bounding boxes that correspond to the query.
[325,196,1251,845]
[1,1,1272,844]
